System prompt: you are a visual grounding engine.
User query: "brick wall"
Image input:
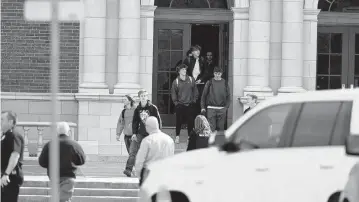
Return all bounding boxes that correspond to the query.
[1,0,79,93]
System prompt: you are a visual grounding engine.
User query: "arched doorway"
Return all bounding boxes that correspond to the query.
[316,0,359,90]
[152,0,230,126]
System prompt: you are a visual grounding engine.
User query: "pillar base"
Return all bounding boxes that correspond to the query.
[278,86,306,94]
[113,83,142,95]
[243,86,273,93]
[79,83,109,94]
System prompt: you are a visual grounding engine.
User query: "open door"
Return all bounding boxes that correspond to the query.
[153,22,191,126]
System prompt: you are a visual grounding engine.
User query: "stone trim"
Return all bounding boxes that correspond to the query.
[141,5,157,17]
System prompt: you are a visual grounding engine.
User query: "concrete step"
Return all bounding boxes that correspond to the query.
[18,195,139,202]
[20,187,139,197]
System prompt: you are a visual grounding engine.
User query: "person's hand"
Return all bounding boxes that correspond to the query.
[116,134,121,141]
[196,79,202,84]
[201,109,206,115]
[131,134,137,142]
[1,174,10,187]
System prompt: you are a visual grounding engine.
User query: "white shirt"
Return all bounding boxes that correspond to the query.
[192,58,200,80]
[135,131,175,176]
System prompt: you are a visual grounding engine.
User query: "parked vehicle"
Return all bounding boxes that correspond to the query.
[139,89,359,202]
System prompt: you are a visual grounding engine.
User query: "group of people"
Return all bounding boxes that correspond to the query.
[1,111,86,202]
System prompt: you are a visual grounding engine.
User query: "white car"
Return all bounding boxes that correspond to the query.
[139,89,359,202]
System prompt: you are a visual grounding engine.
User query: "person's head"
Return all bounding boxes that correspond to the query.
[213,66,223,80]
[138,89,149,104]
[56,122,71,136]
[1,111,17,132]
[186,50,192,57]
[190,45,200,58]
[176,64,188,76]
[145,116,160,134]
[206,52,213,61]
[247,94,258,106]
[125,94,135,108]
[194,115,211,135]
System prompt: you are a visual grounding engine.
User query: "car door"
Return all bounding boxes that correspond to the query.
[203,102,301,202]
[287,101,357,202]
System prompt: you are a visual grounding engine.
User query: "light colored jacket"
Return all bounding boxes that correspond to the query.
[116,106,136,136]
[135,117,174,176]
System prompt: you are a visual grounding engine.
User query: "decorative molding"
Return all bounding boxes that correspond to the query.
[154,8,233,22]
[231,7,249,20]
[304,9,321,21]
[318,11,359,25]
[234,0,249,8]
[0,92,76,101]
[141,5,157,17]
[75,93,140,102]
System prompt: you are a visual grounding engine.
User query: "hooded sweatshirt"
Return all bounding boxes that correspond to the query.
[135,117,174,176]
[116,105,136,136]
[132,101,162,139]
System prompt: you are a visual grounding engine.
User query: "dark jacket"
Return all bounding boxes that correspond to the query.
[171,75,199,106]
[38,134,86,178]
[201,78,231,109]
[187,131,209,151]
[182,56,206,82]
[203,60,216,83]
[132,101,162,139]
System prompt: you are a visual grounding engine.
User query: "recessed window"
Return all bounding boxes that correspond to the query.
[155,0,228,8]
[318,0,359,12]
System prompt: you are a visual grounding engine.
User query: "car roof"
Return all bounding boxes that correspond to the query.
[226,89,359,138]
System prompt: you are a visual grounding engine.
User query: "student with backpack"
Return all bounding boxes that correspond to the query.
[171,64,199,144]
[116,95,136,154]
[201,66,231,132]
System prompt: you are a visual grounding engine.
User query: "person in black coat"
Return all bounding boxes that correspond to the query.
[187,115,211,151]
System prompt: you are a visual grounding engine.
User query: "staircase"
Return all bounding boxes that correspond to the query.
[19,176,139,202]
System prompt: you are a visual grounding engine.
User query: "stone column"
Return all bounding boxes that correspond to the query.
[244,0,273,95]
[278,0,306,93]
[140,5,156,99]
[269,0,283,94]
[114,0,141,94]
[230,6,249,121]
[79,0,108,93]
[303,9,320,91]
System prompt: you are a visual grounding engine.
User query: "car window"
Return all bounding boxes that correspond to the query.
[233,104,294,148]
[291,101,352,147]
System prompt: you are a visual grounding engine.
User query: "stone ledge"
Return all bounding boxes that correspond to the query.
[1,92,76,101]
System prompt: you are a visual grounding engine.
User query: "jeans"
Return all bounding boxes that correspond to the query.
[125,136,143,172]
[59,177,75,202]
[175,104,194,136]
[207,108,227,131]
[124,135,132,154]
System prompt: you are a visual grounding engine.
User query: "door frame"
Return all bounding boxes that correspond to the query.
[317,26,350,88]
[348,27,359,87]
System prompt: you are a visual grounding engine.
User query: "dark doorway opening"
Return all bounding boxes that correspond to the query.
[191,24,220,69]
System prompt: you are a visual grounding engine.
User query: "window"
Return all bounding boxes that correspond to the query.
[233,104,294,148]
[291,101,352,147]
[155,0,228,8]
[318,0,359,12]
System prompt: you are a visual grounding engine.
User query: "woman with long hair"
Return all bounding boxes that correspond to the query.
[116,95,136,153]
[187,115,211,151]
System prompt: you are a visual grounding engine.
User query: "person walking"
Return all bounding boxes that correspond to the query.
[116,95,136,153]
[201,66,231,132]
[187,115,211,151]
[171,63,198,144]
[1,111,25,202]
[39,122,86,202]
[135,116,174,178]
[123,90,162,177]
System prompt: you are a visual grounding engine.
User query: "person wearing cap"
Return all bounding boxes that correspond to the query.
[1,111,24,202]
[39,122,86,202]
[135,116,174,177]
[171,63,198,144]
[201,66,231,132]
[123,89,162,177]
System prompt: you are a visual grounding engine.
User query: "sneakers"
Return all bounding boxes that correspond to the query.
[175,136,180,144]
[123,170,132,177]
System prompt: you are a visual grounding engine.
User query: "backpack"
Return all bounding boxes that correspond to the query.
[121,109,126,119]
[175,76,193,88]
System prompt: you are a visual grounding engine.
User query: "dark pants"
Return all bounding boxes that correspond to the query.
[125,136,143,172]
[124,135,132,154]
[1,178,20,202]
[207,108,227,132]
[175,104,194,136]
[195,83,205,116]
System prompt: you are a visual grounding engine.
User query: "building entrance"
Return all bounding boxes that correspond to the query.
[317,27,359,90]
[153,22,229,126]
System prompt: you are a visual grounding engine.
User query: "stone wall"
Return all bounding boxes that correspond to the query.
[1,0,79,93]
